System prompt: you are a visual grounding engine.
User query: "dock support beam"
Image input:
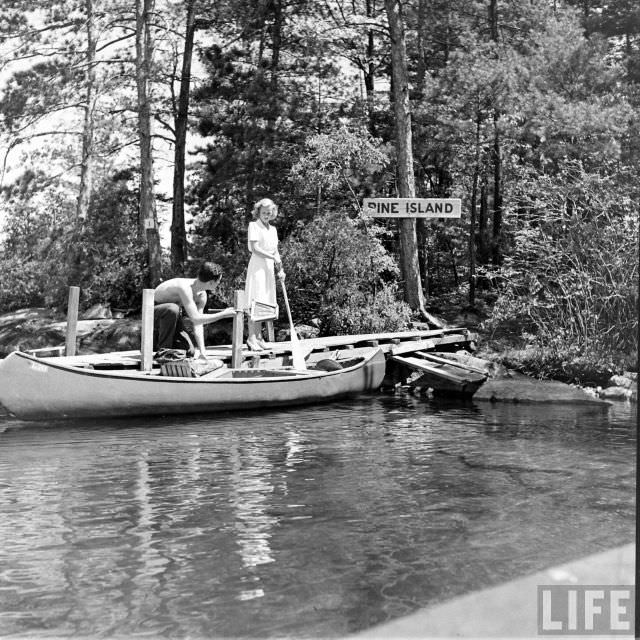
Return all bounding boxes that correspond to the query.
[140,288,154,371]
[231,290,245,368]
[65,286,80,357]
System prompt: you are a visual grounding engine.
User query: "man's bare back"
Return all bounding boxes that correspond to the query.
[153,268,234,359]
[154,278,203,311]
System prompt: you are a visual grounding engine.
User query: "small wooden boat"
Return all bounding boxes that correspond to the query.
[0,348,386,421]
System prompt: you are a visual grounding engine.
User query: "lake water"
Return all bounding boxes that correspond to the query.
[0,394,635,638]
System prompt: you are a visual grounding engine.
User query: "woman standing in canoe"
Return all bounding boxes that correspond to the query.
[244,198,285,351]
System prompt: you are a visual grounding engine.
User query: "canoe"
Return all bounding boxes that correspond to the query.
[0,348,386,421]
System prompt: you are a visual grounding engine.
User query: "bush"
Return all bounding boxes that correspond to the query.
[0,255,52,312]
[280,210,408,334]
[483,161,638,365]
[324,284,411,335]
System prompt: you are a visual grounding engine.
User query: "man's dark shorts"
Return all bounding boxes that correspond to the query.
[154,303,195,356]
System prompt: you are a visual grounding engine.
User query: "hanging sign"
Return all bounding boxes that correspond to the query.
[363,198,462,218]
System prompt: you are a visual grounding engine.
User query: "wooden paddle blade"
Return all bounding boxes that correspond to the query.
[280,279,307,370]
[290,331,306,370]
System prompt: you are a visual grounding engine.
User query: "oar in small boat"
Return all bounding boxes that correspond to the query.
[280,279,307,370]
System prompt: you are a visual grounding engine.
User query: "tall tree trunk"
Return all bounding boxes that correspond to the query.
[469,103,482,306]
[135,0,162,287]
[67,0,97,287]
[171,0,196,276]
[76,0,96,224]
[269,0,282,96]
[625,30,634,81]
[417,218,429,297]
[265,0,282,158]
[384,0,430,319]
[364,0,376,135]
[469,171,478,304]
[491,110,503,265]
[489,0,503,266]
[489,0,498,39]
[415,0,427,97]
[479,178,489,262]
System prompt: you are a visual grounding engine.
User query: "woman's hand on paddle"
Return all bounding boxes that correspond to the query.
[277,268,285,281]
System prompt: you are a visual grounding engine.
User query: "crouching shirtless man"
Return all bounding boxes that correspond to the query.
[153,261,235,361]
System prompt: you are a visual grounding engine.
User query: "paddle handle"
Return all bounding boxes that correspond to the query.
[280,279,295,330]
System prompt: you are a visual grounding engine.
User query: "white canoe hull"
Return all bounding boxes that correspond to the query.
[0,349,386,421]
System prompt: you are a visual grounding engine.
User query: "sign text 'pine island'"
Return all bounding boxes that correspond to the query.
[363,198,462,218]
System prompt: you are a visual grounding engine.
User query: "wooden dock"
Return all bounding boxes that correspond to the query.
[38,326,476,367]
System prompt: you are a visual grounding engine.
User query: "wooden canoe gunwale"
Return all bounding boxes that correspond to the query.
[6,352,347,384]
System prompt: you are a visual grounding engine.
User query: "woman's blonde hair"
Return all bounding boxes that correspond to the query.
[251,198,277,220]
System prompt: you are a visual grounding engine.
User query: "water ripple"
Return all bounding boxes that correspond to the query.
[0,394,635,637]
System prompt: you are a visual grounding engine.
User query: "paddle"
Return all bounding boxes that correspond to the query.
[279,278,307,370]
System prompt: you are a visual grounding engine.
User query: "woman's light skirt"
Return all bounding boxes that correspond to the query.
[244,255,276,307]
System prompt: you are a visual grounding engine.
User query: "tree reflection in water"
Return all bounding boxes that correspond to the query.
[0,398,634,637]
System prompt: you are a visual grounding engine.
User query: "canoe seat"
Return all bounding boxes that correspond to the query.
[160,361,195,378]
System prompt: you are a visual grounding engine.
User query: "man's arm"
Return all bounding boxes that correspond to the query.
[179,288,235,359]
[191,291,208,358]
[179,290,234,326]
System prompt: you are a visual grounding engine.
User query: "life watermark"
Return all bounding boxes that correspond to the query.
[538,586,634,635]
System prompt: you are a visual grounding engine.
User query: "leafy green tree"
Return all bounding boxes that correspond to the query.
[0,168,145,313]
[74,170,147,309]
[565,0,640,81]
[0,169,76,311]
[288,126,391,214]
[0,0,176,289]
[187,0,348,267]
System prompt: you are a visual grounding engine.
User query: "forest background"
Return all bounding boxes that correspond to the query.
[0,0,637,381]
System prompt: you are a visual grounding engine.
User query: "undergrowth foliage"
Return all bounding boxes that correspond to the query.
[281,211,411,335]
[483,162,638,374]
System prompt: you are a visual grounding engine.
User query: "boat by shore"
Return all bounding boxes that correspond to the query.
[0,348,386,421]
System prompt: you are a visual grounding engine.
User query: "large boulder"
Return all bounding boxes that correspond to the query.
[77,320,141,353]
[0,308,62,356]
[473,371,608,405]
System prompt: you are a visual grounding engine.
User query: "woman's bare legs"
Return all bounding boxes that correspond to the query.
[246,319,262,351]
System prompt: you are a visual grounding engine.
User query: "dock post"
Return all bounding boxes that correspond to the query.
[140,288,154,371]
[231,290,245,368]
[265,320,275,342]
[65,286,80,357]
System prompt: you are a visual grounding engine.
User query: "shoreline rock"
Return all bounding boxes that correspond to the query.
[596,371,638,402]
[473,372,610,405]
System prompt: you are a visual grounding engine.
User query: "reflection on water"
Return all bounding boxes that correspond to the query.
[0,395,635,638]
